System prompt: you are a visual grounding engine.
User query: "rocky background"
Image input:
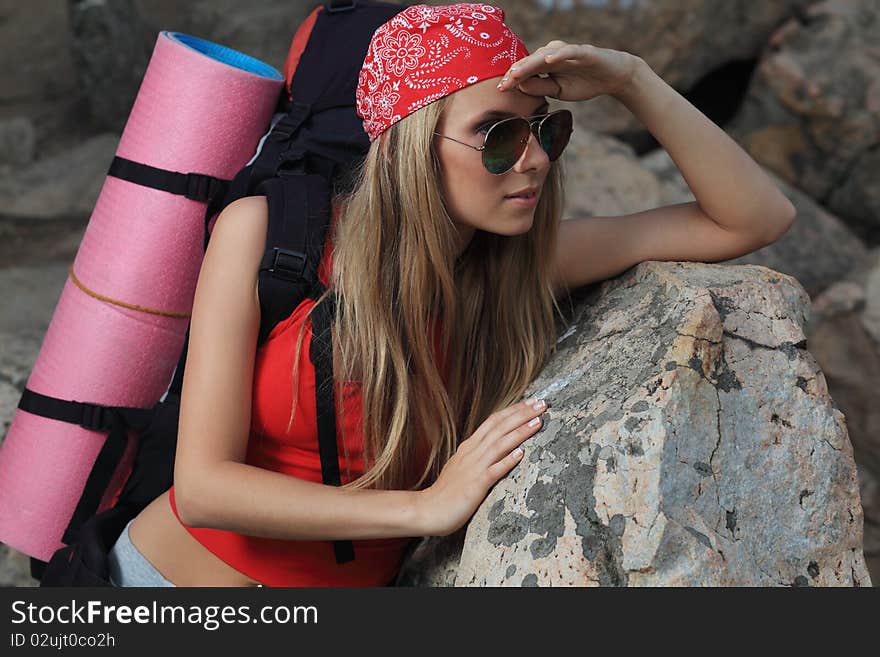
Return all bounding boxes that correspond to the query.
[1,0,878,586]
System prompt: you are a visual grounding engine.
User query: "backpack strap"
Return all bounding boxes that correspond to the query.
[255,166,330,346]
[16,389,154,546]
[258,168,355,564]
[107,156,230,205]
[308,283,355,564]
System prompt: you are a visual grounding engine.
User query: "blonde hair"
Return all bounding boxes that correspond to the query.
[282,94,569,491]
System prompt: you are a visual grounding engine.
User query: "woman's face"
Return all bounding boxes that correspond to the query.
[433,76,552,257]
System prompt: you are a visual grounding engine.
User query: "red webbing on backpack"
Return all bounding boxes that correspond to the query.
[282,5,323,101]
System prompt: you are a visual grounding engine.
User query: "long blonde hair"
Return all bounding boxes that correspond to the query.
[282,94,569,491]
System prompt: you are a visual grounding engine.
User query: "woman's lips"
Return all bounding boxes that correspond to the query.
[503,191,538,207]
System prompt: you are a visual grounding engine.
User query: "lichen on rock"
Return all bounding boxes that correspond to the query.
[396,261,871,587]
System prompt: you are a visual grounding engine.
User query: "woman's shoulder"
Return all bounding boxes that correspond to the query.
[213,195,268,236]
[205,196,270,308]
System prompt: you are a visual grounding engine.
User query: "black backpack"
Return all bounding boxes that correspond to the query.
[23,0,407,587]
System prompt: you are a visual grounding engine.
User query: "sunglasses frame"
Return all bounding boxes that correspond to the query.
[433,108,573,175]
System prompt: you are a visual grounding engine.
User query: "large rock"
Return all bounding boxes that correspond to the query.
[857,463,880,582]
[68,0,316,131]
[728,0,880,243]
[69,0,157,133]
[806,249,880,475]
[0,0,84,154]
[499,0,821,135]
[397,261,871,586]
[804,247,880,584]
[560,119,661,218]
[0,117,36,170]
[0,133,118,221]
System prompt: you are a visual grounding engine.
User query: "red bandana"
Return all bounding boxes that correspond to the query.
[356,3,530,142]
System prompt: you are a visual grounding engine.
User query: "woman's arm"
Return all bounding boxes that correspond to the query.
[501,44,796,242]
[611,58,795,240]
[181,462,423,541]
[173,196,424,540]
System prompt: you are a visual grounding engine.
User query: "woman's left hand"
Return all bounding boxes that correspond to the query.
[498,40,644,102]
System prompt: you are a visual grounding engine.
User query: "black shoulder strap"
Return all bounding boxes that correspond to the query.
[259,170,354,564]
[308,285,355,564]
[255,169,330,347]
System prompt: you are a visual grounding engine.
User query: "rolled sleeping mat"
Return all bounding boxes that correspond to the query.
[0,31,283,561]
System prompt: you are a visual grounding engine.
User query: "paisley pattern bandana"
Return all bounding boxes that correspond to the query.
[356,3,530,142]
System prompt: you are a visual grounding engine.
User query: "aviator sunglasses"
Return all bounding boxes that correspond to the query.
[433,108,574,175]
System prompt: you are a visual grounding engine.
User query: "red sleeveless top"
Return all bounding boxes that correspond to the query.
[168,208,445,586]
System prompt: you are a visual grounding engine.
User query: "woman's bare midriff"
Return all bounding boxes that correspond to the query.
[128,490,263,587]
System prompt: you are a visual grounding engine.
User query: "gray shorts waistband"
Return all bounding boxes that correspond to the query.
[107,518,176,587]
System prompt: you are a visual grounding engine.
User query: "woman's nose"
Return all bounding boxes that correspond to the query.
[512,130,549,172]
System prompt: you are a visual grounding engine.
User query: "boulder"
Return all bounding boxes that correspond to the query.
[560,120,661,217]
[500,0,821,135]
[805,247,880,583]
[68,0,316,131]
[0,117,36,169]
[397,261,871,586]
[728,0,880,243]
[0,133,118,221]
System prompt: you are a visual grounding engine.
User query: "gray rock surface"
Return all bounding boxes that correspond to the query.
[397,261,871,586]
[805,248,880,579]
[0,117,36,169]
[560,120,661,218]
[858,462,880,578]
[70,0,156,133]
[502,0,821,135]
[0,0,84,155]
[67,0,317,131]
[728,0,880,242]
[0,134,118,221]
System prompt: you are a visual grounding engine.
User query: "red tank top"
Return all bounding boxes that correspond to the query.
[168,208,446,586]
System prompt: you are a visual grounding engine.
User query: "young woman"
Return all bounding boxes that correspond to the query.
[110,3,795,587]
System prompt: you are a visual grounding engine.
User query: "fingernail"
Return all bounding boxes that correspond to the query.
[528,417,541,427]
[532,399,546,410]
[510,65,518,71]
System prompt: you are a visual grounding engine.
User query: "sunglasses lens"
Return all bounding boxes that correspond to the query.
[483,118,530,174]
[479,111,573,173]
[539,110,573,161]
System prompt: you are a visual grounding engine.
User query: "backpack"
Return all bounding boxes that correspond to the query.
[24,0,407,587]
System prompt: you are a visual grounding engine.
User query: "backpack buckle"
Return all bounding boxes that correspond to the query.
[185,172,224,203]
[326,0,357,13]
[79,404,108,432]
[277,147,307,175]
[269,247,307,282]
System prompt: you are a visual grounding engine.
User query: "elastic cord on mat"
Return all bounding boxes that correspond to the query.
[67,264,191,319]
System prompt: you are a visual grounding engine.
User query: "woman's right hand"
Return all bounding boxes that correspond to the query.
[415,398,548,537]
